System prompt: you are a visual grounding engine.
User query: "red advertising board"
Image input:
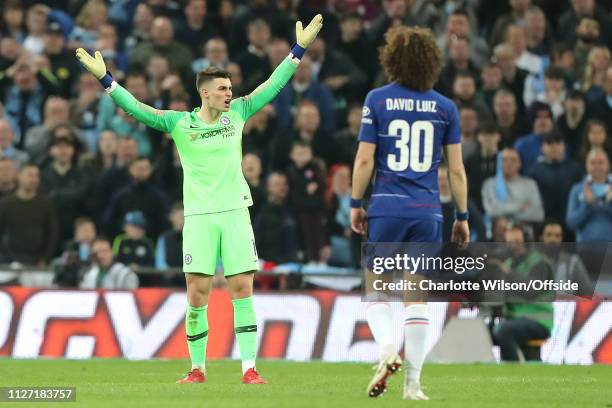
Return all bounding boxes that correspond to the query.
[0,288,609,364]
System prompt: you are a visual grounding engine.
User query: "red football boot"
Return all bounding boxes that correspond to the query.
[176,368,206,383]
[242,368,268,384]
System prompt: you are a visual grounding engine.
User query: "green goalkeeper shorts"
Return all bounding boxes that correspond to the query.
[182,208,259,276]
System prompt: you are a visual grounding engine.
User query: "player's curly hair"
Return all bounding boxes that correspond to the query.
[380,26,443,92]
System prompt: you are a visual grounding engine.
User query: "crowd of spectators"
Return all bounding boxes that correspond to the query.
[0,0,611,288]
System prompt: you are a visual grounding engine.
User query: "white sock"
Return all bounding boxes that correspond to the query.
[242,360,255,375]
[404,304,429,384]
[191,363,205,372]
[365,302,394,360]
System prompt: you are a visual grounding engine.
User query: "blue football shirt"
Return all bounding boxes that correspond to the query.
[358,82,461,221]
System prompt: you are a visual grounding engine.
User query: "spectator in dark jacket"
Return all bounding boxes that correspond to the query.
[325,164,354,266]
[43,21,81,99]
[369,0,409,48]
[436,36,481,98]
[112,210,155,267]
[439,164,486,242]
[287,141,327,262]
[566,147,612,242]
[588,66,612,132]
[273,55,337,132]
[228,0,293,54]
[493,89,530,147]
[557,90,588,156]
[235,19,272,94]
[437,9,489,68]
[242,152,266,220]
[0,164,59,265]
[493,43,529,113]
[104,156,169,240]
[70,72,105,153]
[514,101,555,174]
[370,0,439,48]
[308,37,368,105]
[478,62,504,111]
[34,122,85,171]
[254,172,300,263]
[242,104,279,166]
[465,123,501,211]
[81,130,118,174]
[489,0,533,47]
[459,105,481,161]
[153,140,183,204]
[558,0,612,47]
[95,136,139,222]
[529,132,584,226]
[0,158,17,199]
[273,100,336,170]
[333,104,361,165]
[453,74,491,120]
[175,0,218,57]
[40,134,92,242]
[156,202,184,270]
[337,12,378,83]
[121,3,154,52]
[130,16,193,82]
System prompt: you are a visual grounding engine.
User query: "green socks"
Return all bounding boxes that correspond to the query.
[185,298,257,374]
[185,304,208,371]
[232,296,257,374]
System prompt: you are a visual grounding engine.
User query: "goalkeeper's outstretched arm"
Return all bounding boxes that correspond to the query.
[231,14,323,120]
[75,48,181,134]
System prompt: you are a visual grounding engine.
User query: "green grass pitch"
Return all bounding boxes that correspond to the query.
[0,359,610,408]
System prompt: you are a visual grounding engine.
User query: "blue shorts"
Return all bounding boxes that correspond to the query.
[368,217,442,243]
[364,217,442,275]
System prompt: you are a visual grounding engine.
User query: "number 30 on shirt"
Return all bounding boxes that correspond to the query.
[387,119,434,172]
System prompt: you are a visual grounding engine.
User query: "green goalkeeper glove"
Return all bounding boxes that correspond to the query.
[296,14,323,48]
[75,48,107,80]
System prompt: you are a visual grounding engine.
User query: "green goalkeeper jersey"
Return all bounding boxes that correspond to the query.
[106,57,298,216]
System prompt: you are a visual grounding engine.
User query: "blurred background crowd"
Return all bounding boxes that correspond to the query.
[0,0,611,289]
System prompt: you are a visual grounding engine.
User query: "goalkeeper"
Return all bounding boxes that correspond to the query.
[77,15,323,385]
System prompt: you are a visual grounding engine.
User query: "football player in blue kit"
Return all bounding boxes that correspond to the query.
[350,26,469,400]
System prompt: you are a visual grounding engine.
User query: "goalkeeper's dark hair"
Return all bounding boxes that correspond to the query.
[196,67,232,91]
[380,26,443,92]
